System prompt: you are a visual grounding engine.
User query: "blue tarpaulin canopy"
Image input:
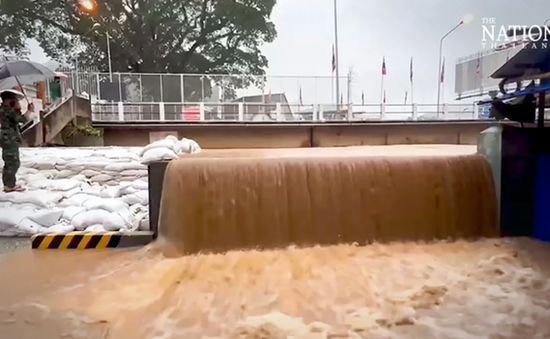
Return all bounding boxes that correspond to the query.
[478,40,550,105]
[478,81,550,105]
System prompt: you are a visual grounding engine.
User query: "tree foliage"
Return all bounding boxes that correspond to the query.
[0,0,277,101]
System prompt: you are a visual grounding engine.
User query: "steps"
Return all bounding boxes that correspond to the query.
[21,94,94,146]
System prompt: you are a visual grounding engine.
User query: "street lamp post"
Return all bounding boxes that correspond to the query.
[436,14,473,116]
[90,23,113,82]
[80,2,113,82]
[92,22,113,82]
[105,32,113,82]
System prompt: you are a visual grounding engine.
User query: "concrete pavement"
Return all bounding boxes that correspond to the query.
[0,238,30,257]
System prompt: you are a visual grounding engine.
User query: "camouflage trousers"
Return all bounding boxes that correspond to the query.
[1,142,20,188]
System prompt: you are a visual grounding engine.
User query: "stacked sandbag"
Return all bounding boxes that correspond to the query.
[0,147,144,236]
[0,136,201,236]
[140,135,201,164]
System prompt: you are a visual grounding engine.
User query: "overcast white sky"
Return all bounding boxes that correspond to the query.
[28,0,550,105]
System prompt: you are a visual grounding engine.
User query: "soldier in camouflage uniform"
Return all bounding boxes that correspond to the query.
[0,90,28,192]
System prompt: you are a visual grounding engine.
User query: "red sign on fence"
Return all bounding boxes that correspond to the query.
[183,107,200,120]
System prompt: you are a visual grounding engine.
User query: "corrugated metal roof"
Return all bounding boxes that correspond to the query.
[491,41,550,79]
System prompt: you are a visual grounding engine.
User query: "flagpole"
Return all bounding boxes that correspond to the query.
[442,84,445,111]
[380,74,384,114]
[380,75,384,105]
[410,57,414,105]
[331,73,334,103]
[479,52,483,96]
[333,0,340,111]
[299,84,303,108]
[411,81,414,105]
[262,76,265,104]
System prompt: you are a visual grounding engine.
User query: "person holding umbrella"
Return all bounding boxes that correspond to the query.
[0,89,29,192]
[0,59,55,192]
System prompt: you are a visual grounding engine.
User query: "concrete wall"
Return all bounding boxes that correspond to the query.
[21,94,93,146]
[99,122,494,148]
[477,125,503,226]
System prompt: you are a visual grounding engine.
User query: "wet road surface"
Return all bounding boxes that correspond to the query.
[0,238,30,257]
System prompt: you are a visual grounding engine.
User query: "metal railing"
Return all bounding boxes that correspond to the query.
[92,102,480,122]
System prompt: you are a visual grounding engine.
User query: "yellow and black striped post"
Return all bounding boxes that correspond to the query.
[31,231,153,250]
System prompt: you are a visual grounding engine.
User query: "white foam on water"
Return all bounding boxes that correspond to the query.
[1,238,550,338]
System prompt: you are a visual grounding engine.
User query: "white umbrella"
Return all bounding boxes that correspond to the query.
[0,89,25,101]
[0,60,56,90]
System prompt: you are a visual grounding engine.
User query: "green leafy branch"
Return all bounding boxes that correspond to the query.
[66,124,101,138]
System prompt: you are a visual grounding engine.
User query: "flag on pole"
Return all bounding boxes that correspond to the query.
[440,58,445,83]
[404,91,408,105]
[332,45,336,73]
[382,56,387,75]
[476,53,481,78]
[299,86,303,105]
[383,90,386,103]
[361,90,365,106]
[410,57,413,83]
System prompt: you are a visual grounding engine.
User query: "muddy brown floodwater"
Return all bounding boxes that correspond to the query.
[1,239,550,339]
[1,145,549,338]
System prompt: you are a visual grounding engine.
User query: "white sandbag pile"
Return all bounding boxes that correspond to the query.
[140,135,201,164]
[0,136,201,236]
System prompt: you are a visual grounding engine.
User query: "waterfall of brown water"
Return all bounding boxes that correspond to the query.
[4,146,550,339]
[159,149,498,254]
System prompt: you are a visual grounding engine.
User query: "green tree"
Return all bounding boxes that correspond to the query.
[0,0,277,101]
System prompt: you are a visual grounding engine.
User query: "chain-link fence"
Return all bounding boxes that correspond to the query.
[60,72,350,105]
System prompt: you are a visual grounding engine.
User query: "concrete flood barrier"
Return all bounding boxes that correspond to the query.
[97,120,503,148]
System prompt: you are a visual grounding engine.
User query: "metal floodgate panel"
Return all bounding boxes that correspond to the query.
[31,231,154,250]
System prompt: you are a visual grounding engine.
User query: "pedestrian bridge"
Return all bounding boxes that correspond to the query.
[91,102,480,122]
[88,101,498,148]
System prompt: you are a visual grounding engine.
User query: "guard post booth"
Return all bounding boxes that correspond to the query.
[478,39,550,242]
